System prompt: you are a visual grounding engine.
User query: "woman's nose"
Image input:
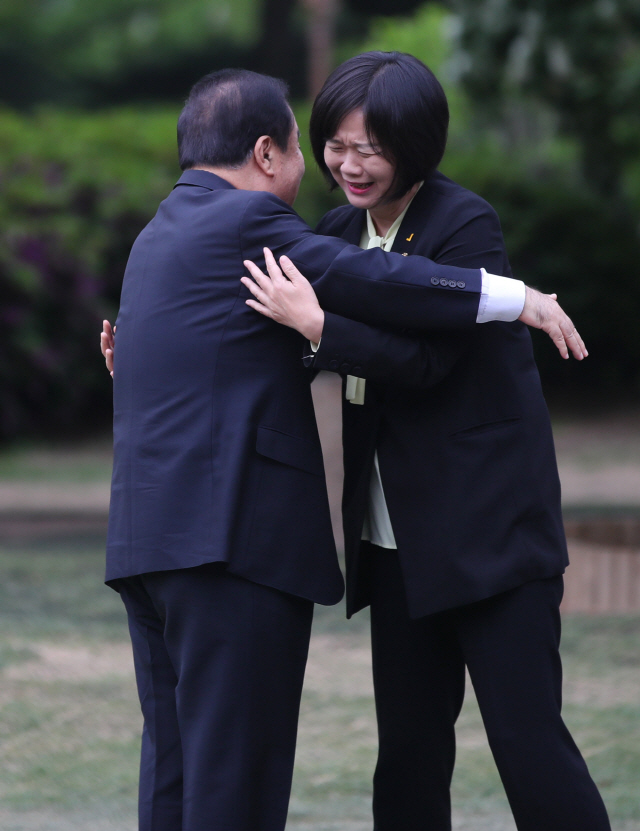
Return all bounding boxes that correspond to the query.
[340,152,363,177]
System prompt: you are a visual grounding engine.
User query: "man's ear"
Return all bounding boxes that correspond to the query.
[253,135,276,177]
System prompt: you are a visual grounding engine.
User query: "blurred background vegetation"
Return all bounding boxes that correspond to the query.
[1,6,639,828]
[1,0,640,442]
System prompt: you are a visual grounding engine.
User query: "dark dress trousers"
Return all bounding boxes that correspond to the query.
[311,172,611,831]
[108,169,494,831]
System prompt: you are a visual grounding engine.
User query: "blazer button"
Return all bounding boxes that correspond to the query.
[447,279,456,288]
[329,360,339,370]
[439,278,448,287]
[457,280,466,289]
[430,277,440,286]
[340,363,351,374]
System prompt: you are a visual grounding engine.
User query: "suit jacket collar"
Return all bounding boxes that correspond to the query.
[174,169,237,192]
[388,173,444,256]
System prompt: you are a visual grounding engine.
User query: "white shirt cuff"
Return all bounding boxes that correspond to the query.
[477,269,526,323]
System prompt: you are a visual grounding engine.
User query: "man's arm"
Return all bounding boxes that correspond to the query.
[240,192,585,360]
[311,312,466,389]
[241,192,482,332]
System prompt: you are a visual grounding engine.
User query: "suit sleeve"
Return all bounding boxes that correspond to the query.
[310,312,466,389]
[310,198,512,389]
[239,192,482,332]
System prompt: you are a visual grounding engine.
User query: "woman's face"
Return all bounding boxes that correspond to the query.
[324,109,396,210]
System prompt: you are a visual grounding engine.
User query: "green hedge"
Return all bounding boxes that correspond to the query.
[0,103,347,442]
[0,107,180,441]
[442,139,640,399]
[0,104,639,442]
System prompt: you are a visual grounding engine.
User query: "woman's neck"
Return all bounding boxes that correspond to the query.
[368,182,421,238]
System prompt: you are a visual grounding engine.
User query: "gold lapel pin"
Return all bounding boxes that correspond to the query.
[406,233,414,242]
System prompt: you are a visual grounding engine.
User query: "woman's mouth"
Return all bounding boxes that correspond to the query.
[346,181,374,194]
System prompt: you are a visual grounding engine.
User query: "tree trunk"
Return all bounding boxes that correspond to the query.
[302,0,340,99]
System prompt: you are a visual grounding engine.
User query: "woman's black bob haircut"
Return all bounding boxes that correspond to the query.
[178,68,293,171]
[310,51,449,203]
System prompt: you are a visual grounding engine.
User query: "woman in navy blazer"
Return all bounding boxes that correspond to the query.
[245,52,611,831]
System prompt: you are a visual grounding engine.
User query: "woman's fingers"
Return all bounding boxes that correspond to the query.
[279,255,307,286]
[100,335,114,376]
[263,248,286,285]
[241,275,271,306]
[101,320,114,352]
[245,298,275,319]
[242,251,324,341]
[101,320,115,377]
[243,259,275,296]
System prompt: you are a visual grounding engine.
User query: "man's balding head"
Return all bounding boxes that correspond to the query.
[178,69,294,171]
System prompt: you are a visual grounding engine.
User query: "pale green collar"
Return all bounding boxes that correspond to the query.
[364,181,423,250]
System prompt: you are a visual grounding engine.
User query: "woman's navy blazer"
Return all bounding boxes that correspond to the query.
[106,170,488,605]
[313,172,569,617]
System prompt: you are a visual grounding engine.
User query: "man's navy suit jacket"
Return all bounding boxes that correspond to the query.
[313,172,569,617]
[107,170,487,605]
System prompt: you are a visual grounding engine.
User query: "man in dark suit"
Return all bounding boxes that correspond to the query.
[106,66,586,831]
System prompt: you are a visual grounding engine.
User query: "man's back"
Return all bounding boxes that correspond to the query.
[107,173,342,604]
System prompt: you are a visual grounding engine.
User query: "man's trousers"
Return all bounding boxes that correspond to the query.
[117,562,314,831]
[366,543,611,831]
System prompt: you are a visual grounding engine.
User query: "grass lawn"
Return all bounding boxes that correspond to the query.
[0,535,638,830]
[0,442,113,484]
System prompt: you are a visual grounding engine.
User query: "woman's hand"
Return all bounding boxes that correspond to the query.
[101,320,115,377]
[241,248,325,343]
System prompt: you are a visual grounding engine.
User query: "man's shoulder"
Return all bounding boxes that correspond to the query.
[171,179,299,218]
[315,204,357,236]
[239,188,299,216]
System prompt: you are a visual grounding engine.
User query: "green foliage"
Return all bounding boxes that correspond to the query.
[448,0,640,200]
[0,101,343,443]
[0,0,261,106]
[0,106,179,441]
[441,133,640,396]
[344,3,640,399]
[352,3,451,70]
[346,3,471,136]
[2,35,640,444]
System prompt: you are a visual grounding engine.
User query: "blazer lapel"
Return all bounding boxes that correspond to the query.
[340,210,367,246]
[390,211,420,257]
[389,175,440,256]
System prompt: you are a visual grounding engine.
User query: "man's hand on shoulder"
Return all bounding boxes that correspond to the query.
[519,288,587,361]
